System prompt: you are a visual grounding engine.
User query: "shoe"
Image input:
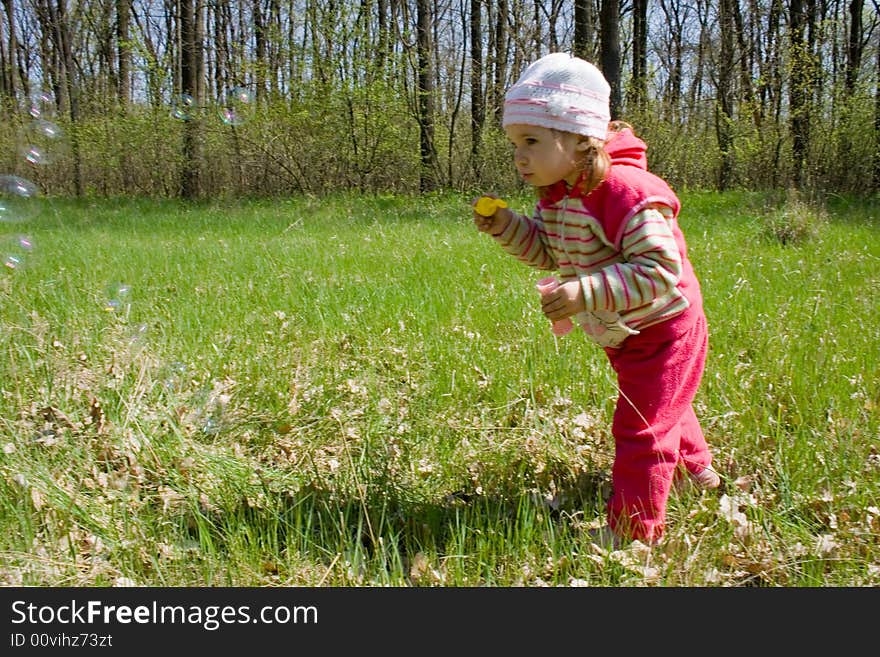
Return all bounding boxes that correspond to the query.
[679,466,721,491]
[691,466,721,489]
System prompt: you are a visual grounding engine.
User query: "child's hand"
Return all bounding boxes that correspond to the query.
[540,280,586,322]
[472,195,511,235]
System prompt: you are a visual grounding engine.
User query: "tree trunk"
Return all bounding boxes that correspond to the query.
[532,0,541,57]
[33,0,63,113]
[1,0,17,110]
[630,0,647,111]
[416,0,438,192]
[731,0,753,118]
[180,0,202,199]
[845,0,863,95]
[254,0,265,101]
[116,0,131,107]
[49,0,83,196]
[716,0,736,190]
[573,0,591,61]
[492,0,508,124]
[874,21,880,190]
[765,0,783,132]
[214,1,231,100]
[116,0,132,191]
[599,0,621,119]
[470,0,484,165]
[376,0,389,72]
[789,0,809,189]
[195,0,205,103]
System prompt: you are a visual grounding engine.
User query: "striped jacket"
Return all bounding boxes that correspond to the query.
[492,129,703,347]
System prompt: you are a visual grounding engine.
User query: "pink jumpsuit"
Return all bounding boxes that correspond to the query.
[604,312,712,542]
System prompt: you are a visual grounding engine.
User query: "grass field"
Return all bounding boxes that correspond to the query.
[0,191,878,586]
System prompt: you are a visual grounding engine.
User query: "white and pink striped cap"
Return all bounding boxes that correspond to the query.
[503,53,611,139]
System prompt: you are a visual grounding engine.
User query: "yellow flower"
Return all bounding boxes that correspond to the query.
[474,196,507,217]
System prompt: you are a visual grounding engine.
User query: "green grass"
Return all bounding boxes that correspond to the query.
[1,191,878,586]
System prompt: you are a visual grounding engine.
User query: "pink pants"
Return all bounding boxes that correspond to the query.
[603,313,712,543]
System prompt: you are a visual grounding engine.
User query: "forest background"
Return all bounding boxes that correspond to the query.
[1,0,879,200]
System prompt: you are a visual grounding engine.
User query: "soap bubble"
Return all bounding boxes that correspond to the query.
[0,175,39,223]
[161,361,188,393]
[171,93,195,121]
[202,416,221,435]
[219,86,254,126]
[105,281,132,312]
[3,235,34,271]
[28,90,55,119]
[127,322,149,351]
[19,119,67,166]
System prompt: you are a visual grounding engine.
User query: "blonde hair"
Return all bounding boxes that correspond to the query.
[538,120,634,200]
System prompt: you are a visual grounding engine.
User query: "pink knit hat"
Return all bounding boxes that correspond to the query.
[503,53,611,139]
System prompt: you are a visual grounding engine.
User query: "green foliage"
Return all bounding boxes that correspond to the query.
[622,106,714,191]
[3,76,878,198]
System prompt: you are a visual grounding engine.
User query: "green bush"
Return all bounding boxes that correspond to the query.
[1,81,877,198]
[761,189,828,245]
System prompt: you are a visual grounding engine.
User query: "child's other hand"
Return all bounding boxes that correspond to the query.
[472,195,511,235]
[540,280,585,321]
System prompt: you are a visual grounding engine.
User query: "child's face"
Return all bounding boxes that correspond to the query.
[504,124,586,188]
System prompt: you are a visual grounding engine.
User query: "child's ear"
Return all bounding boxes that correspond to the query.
[575,139,591,151]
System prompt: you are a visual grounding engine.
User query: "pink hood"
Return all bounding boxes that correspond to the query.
[603,128,649,169]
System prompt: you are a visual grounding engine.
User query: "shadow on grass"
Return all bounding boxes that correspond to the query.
[182,463,613,584]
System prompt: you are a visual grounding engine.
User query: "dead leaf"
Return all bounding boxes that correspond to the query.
[38,406,76,430]
[815,534,839,557]
[89,397,108,434]
[30,487,44,511]
[733,475,753,492]
[409,552,445,584]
